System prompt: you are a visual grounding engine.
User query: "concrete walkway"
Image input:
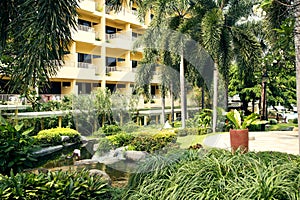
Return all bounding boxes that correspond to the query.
[203,131,299,155]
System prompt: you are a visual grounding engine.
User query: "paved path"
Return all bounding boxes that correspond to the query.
[203,131,299,155]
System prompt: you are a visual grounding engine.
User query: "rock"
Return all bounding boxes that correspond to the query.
[89,169,112,185]
[74,159,99,166]
[125,151,148,162]
[93,143,99,152]
[32,145,63,157]
[293,127,298,131]
[61,136,70,142]
[80,136,88,144]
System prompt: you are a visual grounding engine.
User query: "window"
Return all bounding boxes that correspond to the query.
[78,53,92,63]
[117,84,126,88]
[76,82,92,94]
[117,58,125,62]
[78,19,91,27]
[132,60,138,68]
[106,57,116,66]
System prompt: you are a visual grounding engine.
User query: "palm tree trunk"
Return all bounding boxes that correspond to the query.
[170,82,174,123]
[161,93,166,124]
[212,62,218,133]
[294,0,300,154]
[180,51,186,128]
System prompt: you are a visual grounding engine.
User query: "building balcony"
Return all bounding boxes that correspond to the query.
[105,66,135,82]
[106,7,144,26]
[78,0,96,13]
[73,25,95,44]
[55,62,99,80]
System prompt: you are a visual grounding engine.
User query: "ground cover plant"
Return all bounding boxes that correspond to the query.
[0,169,122,200]
[0,118,36,175]
[123,149,300,199]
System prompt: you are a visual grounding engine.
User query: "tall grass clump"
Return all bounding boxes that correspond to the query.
[123,149,300,199]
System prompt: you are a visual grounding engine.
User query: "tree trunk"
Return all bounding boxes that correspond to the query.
[161,94,165,124]
[180,51,186,128]
[170,82,174,123]
[224,78,229,111]
[294,1,300,154]
[201,86,205,109]
[212,62,218,133]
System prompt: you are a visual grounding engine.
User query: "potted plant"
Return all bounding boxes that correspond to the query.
[226,109,259,153]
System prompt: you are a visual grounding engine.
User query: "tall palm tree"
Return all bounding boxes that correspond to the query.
[295,0,300,154]
[201,0,261,132]
[0,0,78,105]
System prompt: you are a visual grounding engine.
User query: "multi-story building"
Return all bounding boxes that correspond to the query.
[44,0,167,107]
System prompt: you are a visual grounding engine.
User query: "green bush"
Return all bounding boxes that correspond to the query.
[0,169,121,199]
[293,118,298,124]
[101,130,177,153]
[0,119,36,175]
[121,122,140,133]
[106,132,134,147]
[34,127,81,146]
[102,124,122,136]
[124,149,300,199]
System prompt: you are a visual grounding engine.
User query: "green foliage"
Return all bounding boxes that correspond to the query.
[102,124,122,136]
[226,109,259,130]
[106,132,134,147]
[131,131,177,153]
[97,138,114,154]
[101,130,177,153]
[124,149,300,199]
[0,169,119,199]
[0,118,36,175]
[34,127,81,146]
[121,122,140,133]
[175,128,200,136]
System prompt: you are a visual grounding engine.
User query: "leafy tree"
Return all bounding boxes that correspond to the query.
[0,0,78,103]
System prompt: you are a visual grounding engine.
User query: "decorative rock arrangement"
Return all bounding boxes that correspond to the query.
[89,169,112,185]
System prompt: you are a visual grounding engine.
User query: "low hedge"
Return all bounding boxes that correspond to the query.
[0,170,122,199]
[34,127,81,146]
[101,130,177,153]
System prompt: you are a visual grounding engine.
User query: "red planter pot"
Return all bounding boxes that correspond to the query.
[229,129,249,153]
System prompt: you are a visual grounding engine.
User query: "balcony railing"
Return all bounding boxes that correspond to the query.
[78,62,95,69]
[106,66,117,73]
[105,33,131,41]
[78,24,94,32]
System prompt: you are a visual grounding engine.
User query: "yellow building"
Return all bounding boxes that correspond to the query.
[49,0,146,95]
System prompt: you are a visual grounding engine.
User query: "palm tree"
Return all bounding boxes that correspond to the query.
[294,0,300,154]
[201,0,261,132]
[0,0,78,106]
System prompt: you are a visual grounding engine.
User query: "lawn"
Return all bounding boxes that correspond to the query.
[177,132,226,149]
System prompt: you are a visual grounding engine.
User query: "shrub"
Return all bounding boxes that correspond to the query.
[102,124,122,136]
[34,127,81,146]
[106,132,134,147]
[0,169,120,199]
[101,130,177,153]
[0,119,36,175]
[124,149,300,199]
[130,130,177,153]
[121,122,140,133]
[293,118,298,124]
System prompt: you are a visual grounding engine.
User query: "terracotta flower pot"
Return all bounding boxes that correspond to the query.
[229,129,249,153]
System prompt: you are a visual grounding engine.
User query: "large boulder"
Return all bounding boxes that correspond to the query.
[74,159,99,166]
[125,151,148,162]
[89,169,112,185]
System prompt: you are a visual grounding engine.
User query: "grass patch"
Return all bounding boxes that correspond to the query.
[267,122,297,131]
[177,132,226,149]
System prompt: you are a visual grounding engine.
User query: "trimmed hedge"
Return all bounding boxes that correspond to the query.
[0,170,122,199]
[101,130,177,153]
[34,127,81,146]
